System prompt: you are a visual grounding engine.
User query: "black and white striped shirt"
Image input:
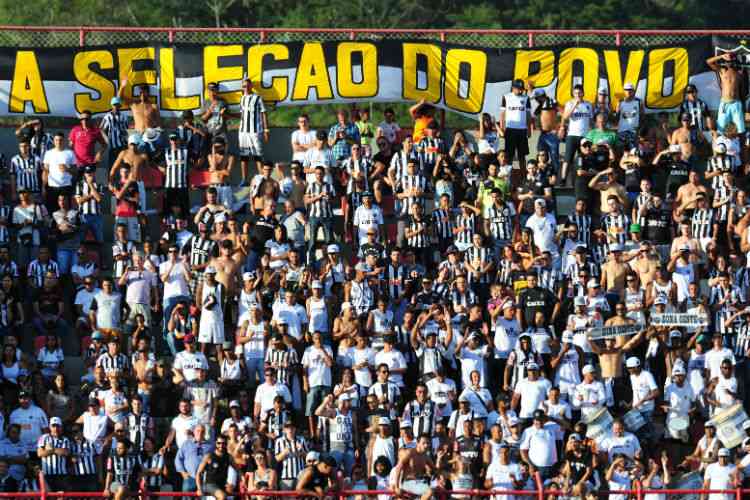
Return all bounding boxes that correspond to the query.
[10,153,41,193]
[71,439,97,476]
[600,213,630,246]
[343,156,372,193]
[186,236,215,268]
[466,246,492,284]
[707,155,734,191]
[141,452,164,489]
[264,347,298,387]
[679,98,708,132]
[383,263,406,300]
[397,174,430,217]
[107,454,141,486]
[96,352,131,375]
[30,133,53,159]
[112,240,134,279]
[714,185,735,223]
[692,208,715,239]
[164,147,190,189]
[568,213,592,247]
[535,266,561,293]
[28,259,59,288]
[417,137,443,169]
[432,208,455,240]
[127,413,151,451]
[239,93,266,135]
[100,111,129,150]
[403,400,437,437]
[486,203,515,241]
[75,178,102,215]
[264,409,292,448]
[455,213,476,247]
[406,216,430,248]
[389,149,420,183]
[38,434,70,475]
[305,181,335,218]
[451,289,477,310]
[274,436,307,480]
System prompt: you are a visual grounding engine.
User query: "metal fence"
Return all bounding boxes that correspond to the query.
[1,26,750,47]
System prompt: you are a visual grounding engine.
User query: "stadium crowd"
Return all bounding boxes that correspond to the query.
[0,52,750,500]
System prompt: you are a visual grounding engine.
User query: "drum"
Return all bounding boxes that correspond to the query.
[583,407,613,442]
[666,412,690,441]
[711,404,749,449]
[623,409,646,432]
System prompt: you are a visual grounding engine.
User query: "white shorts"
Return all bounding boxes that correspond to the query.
[239,132,263,158]
[401,479,430,496]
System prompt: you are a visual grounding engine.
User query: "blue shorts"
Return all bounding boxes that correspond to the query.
[718,100,745,133]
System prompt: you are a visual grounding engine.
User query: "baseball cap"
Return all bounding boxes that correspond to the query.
[87,398,100,407]
[341,301,352,310]
[242,272,255,282]
[501,301,515,310]
[610,243,624,252]
[533,88,546,97]
[527,362,540,371]
[623,82,635,90]
[508,416,520,426]
[512,79,525,89]
[50,417,63,426]
[400,419,412,429]
[672,366,686,376]
[533,409,546,420]
[312,280,323,289]
[534,198,546,208]
[669,329,682,338]
[110,97,122,106]
[654,296,668,306]
[686,83,697,92]
[743,437,750,447]
[458,394,470,403]
[378,417,391,426]
[207,82,219,91]
[355,262,368,272]
[580,138,592,146]
[204,266,217,274]
[127,134,140,145]
[587,279,600,288]
[582,364,596,375]
[625,357,641,368]
[92,331,105,341]
[446,245,459,255]
[718,448,730,457]
[229,400,240,408]
[18,391,29,399]
[743,421,750,431]
[714,143,727,154]
[598,88,608,95]
[306,451,320,462]
[668,144,682,153]
[183,334,195,344]
[338,393,350,402]
[562,331,574,343]
[705,421,716,428]
[327,244,339,253]
[574,296,587,306]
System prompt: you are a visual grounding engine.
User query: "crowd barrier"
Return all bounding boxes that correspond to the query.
[2,471,744,499]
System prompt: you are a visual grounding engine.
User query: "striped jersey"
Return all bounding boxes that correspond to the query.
[75,178,102,215]
[691,208,715,239]
[30,133,53,159]
[485,203,516,241]
[454,212,477,247]
[164,147,190,189]
[264,347,298,387]
[397,174,430,217]
[417,137,444,169]
[600,213,630,246]
[305,181,335,218]
[714,185,735,223]
[112,240,135,279]
[10,153,42,192]
[329,410,355,449]
[141,452,164,489]
[466,246,492,284]
[239,93,266,135]
[389,148,420,183]
[679,99,708,131]
[27,259,59,288]
[567,213,592,247]
[38,434,71,475]
[707,155,734,191]
[96,352,131,375]
[274,435,307,480]
[710,284,744,336]
[127,413,152,451]
[432,208,455,240]
[263,409,292,448]
[99,111,129,149]
[406,216,430,248]
[382,263,406,300]
[107,454,141,486]
[451,288,477,310]
[185,236,215,268]
[535,266,561,293]
[71,439,97,476]
[402,399,437,437]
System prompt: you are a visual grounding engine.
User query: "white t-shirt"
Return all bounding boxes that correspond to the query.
[374,349,407,387]
[703,462,736,500]
[459,345,489,388]
[608,469,632,500]
[630,369,658,412]
[494,317,520,359]
[600,432,641,461]
[565,100,593,137]
[254,382,292,418]
[705,348,735,380]
[352,346,375,388]
[378,121,401,145]
[352,205,384,244]
[9,405,48,452]
[664,382,695,416]
[291,129,316,162]
[42,148,75,187]
[173,350,208,383]
[501,93,530,129]
[426,377,456,419]
[519,425,557,467]
[272,302,308,340]
[573,380,607,418]
[170,414,199,448]
[486,461,522,500]
[159,261,190,301]
[715,376,739,409]
[302,345,333,387]
[74,287,100,316]
[525,213,557,254]
[514,377,552,419]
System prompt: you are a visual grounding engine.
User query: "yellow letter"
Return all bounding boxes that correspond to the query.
[159,48,200,112]
[646,48,688,109]
[603,49,645,109]
[292,43,333,101]
[336,42,378,99]
[117,47,157,100]
[402,43,442,103]
[9,50,48,114]
[556,48,599,103]
[73,50,115,114]
[514,50,555,89]
[247,44,290,102]
[444,48,487,114]
[203,44,243,104]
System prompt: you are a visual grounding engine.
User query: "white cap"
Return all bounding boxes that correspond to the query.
[341,301,352,310]
[669,329,682,338]
[668,144,681,153]
[50,416,63,426]
[626,357,641,368]
[534,198,546,207]
[562,331,574,343]
[623,82,635,90]
[143,128,159,142]
[458,394,470,403]
[501,301,515,310]
[242,272,254,281]
[718,448,731,457]
[574,296,587,306]
[355,262,368,272]
[743,421,750,431]
[204,266,217,274]
[508,416,520,426]
[312,280,323,289]
[672,366,686,376]
[338,393,350,402]
[213,213,227,223]
[743,437,750,447]
[127,134,140,145]
[378,417,391,426]
[527,362,540,371]
[587,279,600,288]
[679,244,690,251]
[234,345,244,355]
[400,419,412,429]
[609,243,623,252]
[327,244,340,253]
[582,364,596,375]
[598,87,609,95]
[654,296,668,305]
[229,400,240,408]
[306,451,320,462]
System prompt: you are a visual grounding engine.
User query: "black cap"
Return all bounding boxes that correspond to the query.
[686,84,697,92]
[212,136,226,145]
[512,79,525,89]
[533,409,546,420]
[321,455,337,468]
[181,110,193,119]
[207,82,219,91]
[316,130,328,141]
[18,391,29,398]
[169,133,179,141]
[84,164,97,174]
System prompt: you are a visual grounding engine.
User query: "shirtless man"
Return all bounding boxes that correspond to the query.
[207,137,235,211]
[117,79,161,133]
[532,88,562,181]
[588,328,646,407]
[600,244,630,301]
[393,434,435,500]
[132,336,155,400]
[674,170,708,208]
[625,241,661,287]
[707,52,746,134]
[110,135,148,184]
[194,188,227,228]
[209,239,240,302]
[670,112,698,159]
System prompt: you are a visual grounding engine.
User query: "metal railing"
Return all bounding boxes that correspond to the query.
[1,26,750,47]
[11,471,746,500]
